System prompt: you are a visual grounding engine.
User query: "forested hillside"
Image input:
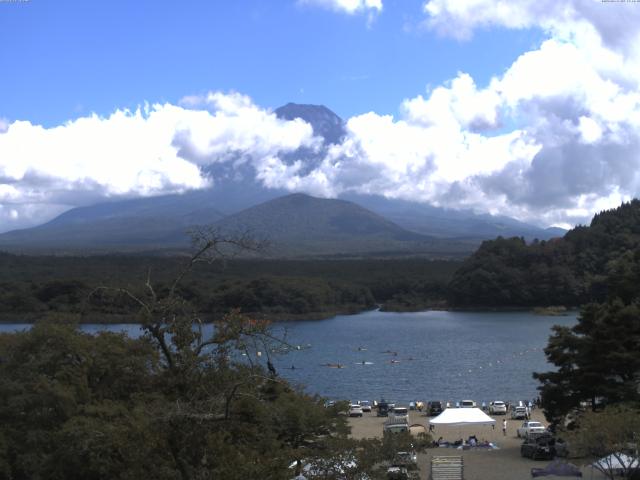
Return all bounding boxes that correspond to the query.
[0,254,458,322]
[448,200,640,307]
[0,236,429,479]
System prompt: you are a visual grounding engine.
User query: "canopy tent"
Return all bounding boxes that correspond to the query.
[429,408,496,426]
[592,453,639,471]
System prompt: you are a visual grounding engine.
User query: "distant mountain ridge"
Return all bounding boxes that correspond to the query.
[0,193,472,257]
[341,193,565,240]
[214,193,442,256]
[0,103,565,254]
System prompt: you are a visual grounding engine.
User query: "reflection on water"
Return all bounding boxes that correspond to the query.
[0,309,577,404]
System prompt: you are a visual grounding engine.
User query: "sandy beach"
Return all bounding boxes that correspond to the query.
[348,408,608,480]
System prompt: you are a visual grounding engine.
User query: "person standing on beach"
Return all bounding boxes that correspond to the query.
[502,419,507,436]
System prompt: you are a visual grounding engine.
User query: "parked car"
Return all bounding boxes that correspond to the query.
[489,400,507,415]
[392,406,409,420]
[460,399,477,408]
[378,400,390,417]
[516,400,532,415]
[517,421,546,438]
[520,433,556,460]
[359,400,372,412]
[349,404,364,417]
[427,401,443,416]
[387,451,418,479]
[511,406,528,419]
[393,451,418,468]
[383,416,409,434]
[386,465,409,479]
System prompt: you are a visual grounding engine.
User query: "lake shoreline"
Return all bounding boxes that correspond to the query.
[0,309,579,402]
[0,304,578,324]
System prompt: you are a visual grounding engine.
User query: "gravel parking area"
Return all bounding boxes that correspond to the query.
[347,409,608,480]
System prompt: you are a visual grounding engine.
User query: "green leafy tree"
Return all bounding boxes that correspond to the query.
[534,299,640,425]
[561,405,640,480]
[449,200,640,308]
[0,230,361,480]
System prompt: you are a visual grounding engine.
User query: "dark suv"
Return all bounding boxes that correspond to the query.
[520,433,556,460]
[427,401,443,416]
[377,401,390,417]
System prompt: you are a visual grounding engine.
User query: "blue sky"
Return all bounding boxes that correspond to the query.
[1,0,640,232]
[1,0,541,125]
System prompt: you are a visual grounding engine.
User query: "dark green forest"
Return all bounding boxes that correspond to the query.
[1,203,640,478]
[513,202,640,444]
[4,200,640,322]
[0,254,458,322]
[0,236,430,480]
[448,200,640,308]
[0,318,429,479]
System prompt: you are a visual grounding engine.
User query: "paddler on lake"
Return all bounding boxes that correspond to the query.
[322,363,345,368]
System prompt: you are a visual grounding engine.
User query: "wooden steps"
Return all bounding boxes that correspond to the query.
[430,455,463,480]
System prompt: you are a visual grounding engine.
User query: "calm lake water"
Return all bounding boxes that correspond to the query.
[0,309,577,405]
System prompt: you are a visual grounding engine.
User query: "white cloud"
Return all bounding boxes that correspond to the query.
[259,1,640,228]
[387,0,640,225]
[0,93,318,232]
[401,73,501,131]
[299,0,382,15]
[4,2,640,233]
[578,116,603,144]
[422,0,640,50]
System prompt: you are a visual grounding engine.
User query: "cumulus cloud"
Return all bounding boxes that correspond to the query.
[4,2,640,233]
[0,93,318,232]
[299,0,382,15]
[252,1,640,228]
[377,0,640,226]
[422,0,640,51]
[273,102,538,209]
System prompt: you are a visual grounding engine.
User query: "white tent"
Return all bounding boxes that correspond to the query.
[592,452,639,471]
[429,408,496,426]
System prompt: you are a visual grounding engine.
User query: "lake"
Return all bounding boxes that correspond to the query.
[0,309,577,405]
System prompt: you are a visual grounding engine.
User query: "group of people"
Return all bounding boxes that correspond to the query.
[433,435,494,449]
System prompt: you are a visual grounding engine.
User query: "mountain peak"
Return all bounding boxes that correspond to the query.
[213,193,432,256]
[275,103,346,145]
